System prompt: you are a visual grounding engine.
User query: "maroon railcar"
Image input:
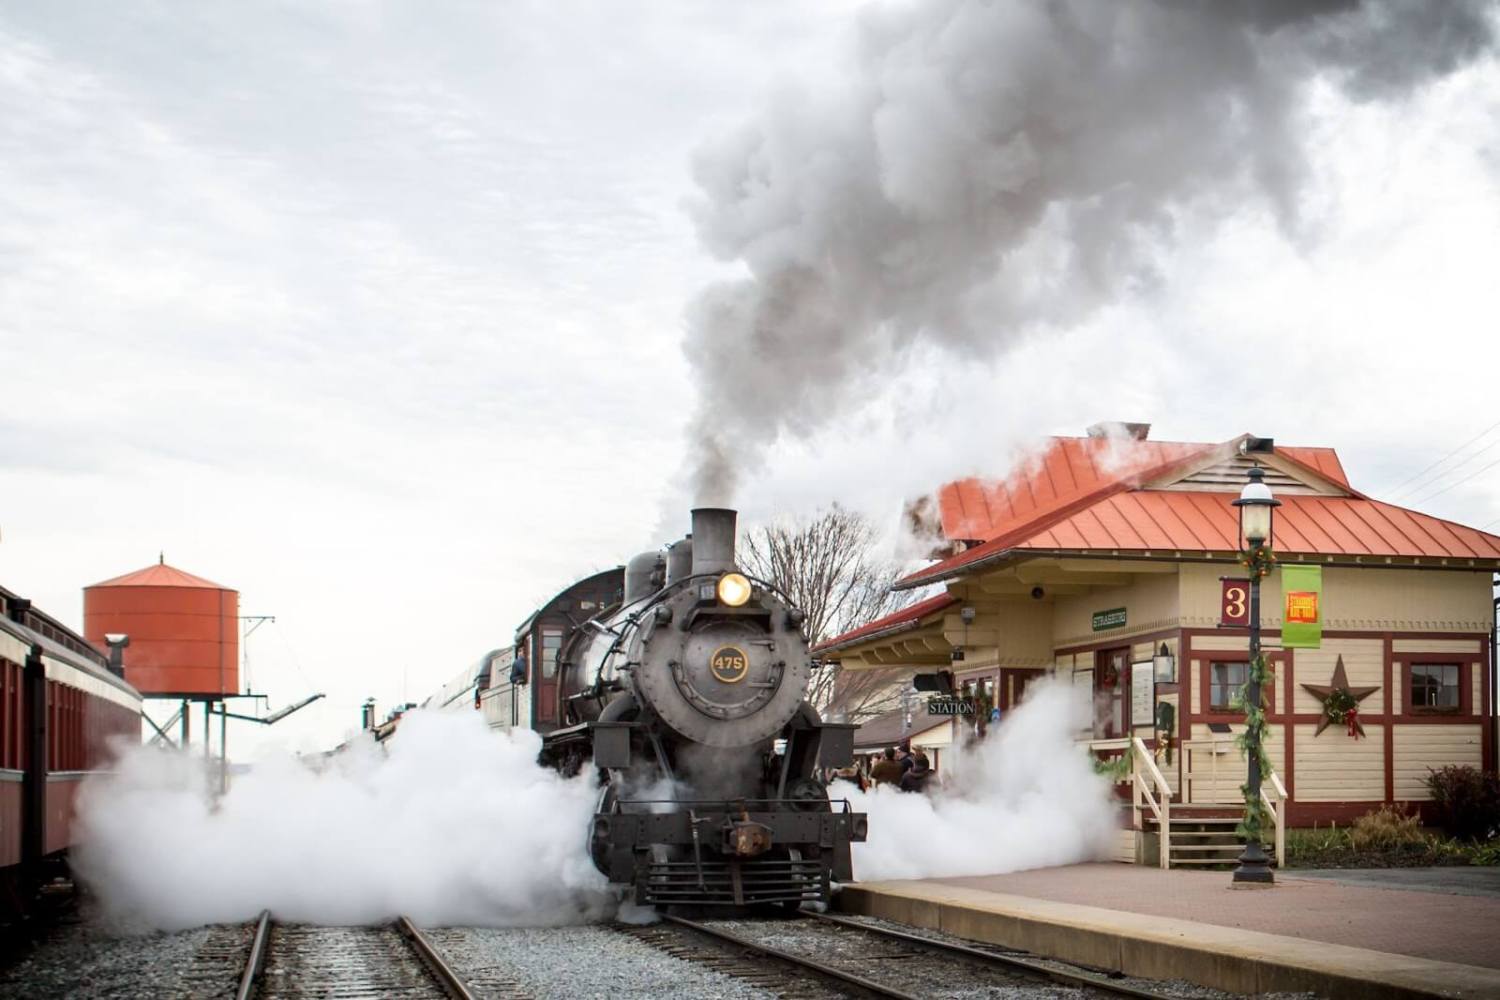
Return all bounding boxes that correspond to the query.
[1,587,141,911]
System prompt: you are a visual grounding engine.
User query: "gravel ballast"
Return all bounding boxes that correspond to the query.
[429,924,775,1000]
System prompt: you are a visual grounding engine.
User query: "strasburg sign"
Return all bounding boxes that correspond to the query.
[1091,607,1127,631]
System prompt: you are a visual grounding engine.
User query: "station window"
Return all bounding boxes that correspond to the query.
[541,629,562,679]
[1209,662,1247,712]
[1410,664,1460,712]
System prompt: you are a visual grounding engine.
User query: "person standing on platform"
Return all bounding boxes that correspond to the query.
[897,737,915,773]
[869,747,903,787]
[899,752,933,793]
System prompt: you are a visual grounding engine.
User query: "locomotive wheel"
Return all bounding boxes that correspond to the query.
[589,781,620,875]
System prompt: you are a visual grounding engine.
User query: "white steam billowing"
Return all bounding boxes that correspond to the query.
[835,678,1115,881]
[683,0,1496,503]
[76,680,1110,929]
[73,711,609,930]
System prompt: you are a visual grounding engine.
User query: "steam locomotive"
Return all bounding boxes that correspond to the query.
[381,508,866,908]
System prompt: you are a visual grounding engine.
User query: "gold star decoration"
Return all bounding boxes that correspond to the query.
[1301,655,1379,737]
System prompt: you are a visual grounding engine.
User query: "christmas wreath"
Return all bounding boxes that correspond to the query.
[1240,545,1276,579]
[1098,662,1119,688]
[1323,688,1363,738]
[1324,688,1356,723]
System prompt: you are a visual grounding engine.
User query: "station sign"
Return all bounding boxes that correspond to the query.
[926,696,975,716]
[1091,607,1126,632]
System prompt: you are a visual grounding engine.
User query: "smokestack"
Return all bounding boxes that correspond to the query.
[1087,422,1150,441]
[690,508,737,576]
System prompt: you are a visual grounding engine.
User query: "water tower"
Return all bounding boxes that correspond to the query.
[83,558,239,697]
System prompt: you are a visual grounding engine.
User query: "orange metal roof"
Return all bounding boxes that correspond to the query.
[812,593,957,654]
[1277,447,1350,489]
[88,561,232,591]
[938,438,1213,542]
[902,491,1500,589]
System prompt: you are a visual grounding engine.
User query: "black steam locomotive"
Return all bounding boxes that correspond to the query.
[544,508,866,908]
[385,508,866,909]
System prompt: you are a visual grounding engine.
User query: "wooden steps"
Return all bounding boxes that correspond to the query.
[1143,810,1277,869]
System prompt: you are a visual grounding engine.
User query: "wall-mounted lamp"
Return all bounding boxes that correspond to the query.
[952,605,975,662]
[1153,642,1176,683]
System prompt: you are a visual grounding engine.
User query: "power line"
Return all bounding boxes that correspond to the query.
[1393,434,1500,505]
[1380,418,1500,501]
[1409,453,1500,508]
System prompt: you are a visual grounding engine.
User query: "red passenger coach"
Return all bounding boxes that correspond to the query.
[1,586,142,912]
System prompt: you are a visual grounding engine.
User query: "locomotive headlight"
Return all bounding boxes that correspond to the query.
[716,572,752,607]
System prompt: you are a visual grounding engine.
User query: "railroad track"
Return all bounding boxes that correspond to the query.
[180,910,528,1000]
[621,911,1185,999]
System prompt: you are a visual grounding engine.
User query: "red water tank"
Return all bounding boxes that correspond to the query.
[83,560,239,697]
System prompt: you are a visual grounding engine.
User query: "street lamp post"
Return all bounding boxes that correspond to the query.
[1232,465,1280,886]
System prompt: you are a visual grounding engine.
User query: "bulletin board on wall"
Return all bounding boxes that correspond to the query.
[1130,660,1156,726]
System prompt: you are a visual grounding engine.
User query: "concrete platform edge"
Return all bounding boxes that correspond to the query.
[837,881,1500,1000]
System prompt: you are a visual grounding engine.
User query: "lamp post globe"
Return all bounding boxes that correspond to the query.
[1231,465,1279,886]
[1232,466,1279,547]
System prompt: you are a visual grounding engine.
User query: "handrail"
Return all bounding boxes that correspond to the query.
[1131,736,1171,869]
[1180,736,1238,804]
[1261,768,1288,867]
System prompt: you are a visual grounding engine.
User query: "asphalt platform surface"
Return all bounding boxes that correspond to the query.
[928,862,1500,970]
[1281,865,1500,899]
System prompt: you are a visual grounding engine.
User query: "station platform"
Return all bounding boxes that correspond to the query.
[836,863,1500,999]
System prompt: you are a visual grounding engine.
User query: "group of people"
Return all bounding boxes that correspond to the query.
[829,739,934,794]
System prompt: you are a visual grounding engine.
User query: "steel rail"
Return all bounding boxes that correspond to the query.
[661,913,921,1000]
[234,910,272,1000]
[809,912,1178,1000]
[396,915,479,1000]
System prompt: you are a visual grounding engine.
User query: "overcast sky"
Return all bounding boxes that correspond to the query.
[2,2,1498,757]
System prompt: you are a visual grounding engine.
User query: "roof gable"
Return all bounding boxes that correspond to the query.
[1144,442,1353,497]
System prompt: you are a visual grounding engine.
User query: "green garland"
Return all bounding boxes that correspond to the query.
[1233,653,1275,841]
[1092,743,1133,781]
[1240,545,1276,579]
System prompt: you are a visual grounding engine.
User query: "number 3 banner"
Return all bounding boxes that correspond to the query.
[1220,579,1250,627]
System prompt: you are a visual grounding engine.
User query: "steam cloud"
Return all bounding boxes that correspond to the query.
[683,0,1496,503]
[73,711,609,930]
[834,679,1116,881]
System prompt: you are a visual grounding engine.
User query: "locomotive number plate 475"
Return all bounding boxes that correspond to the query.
[709,645,749,684]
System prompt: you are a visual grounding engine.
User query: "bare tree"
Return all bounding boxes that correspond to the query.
[739,505,916,720]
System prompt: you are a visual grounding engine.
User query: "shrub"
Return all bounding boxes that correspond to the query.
[1425,766,1500,842]
[1349,805,1427,851]
[1469,841,1500,867]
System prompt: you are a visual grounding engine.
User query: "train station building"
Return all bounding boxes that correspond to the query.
[818,426,1499,865]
